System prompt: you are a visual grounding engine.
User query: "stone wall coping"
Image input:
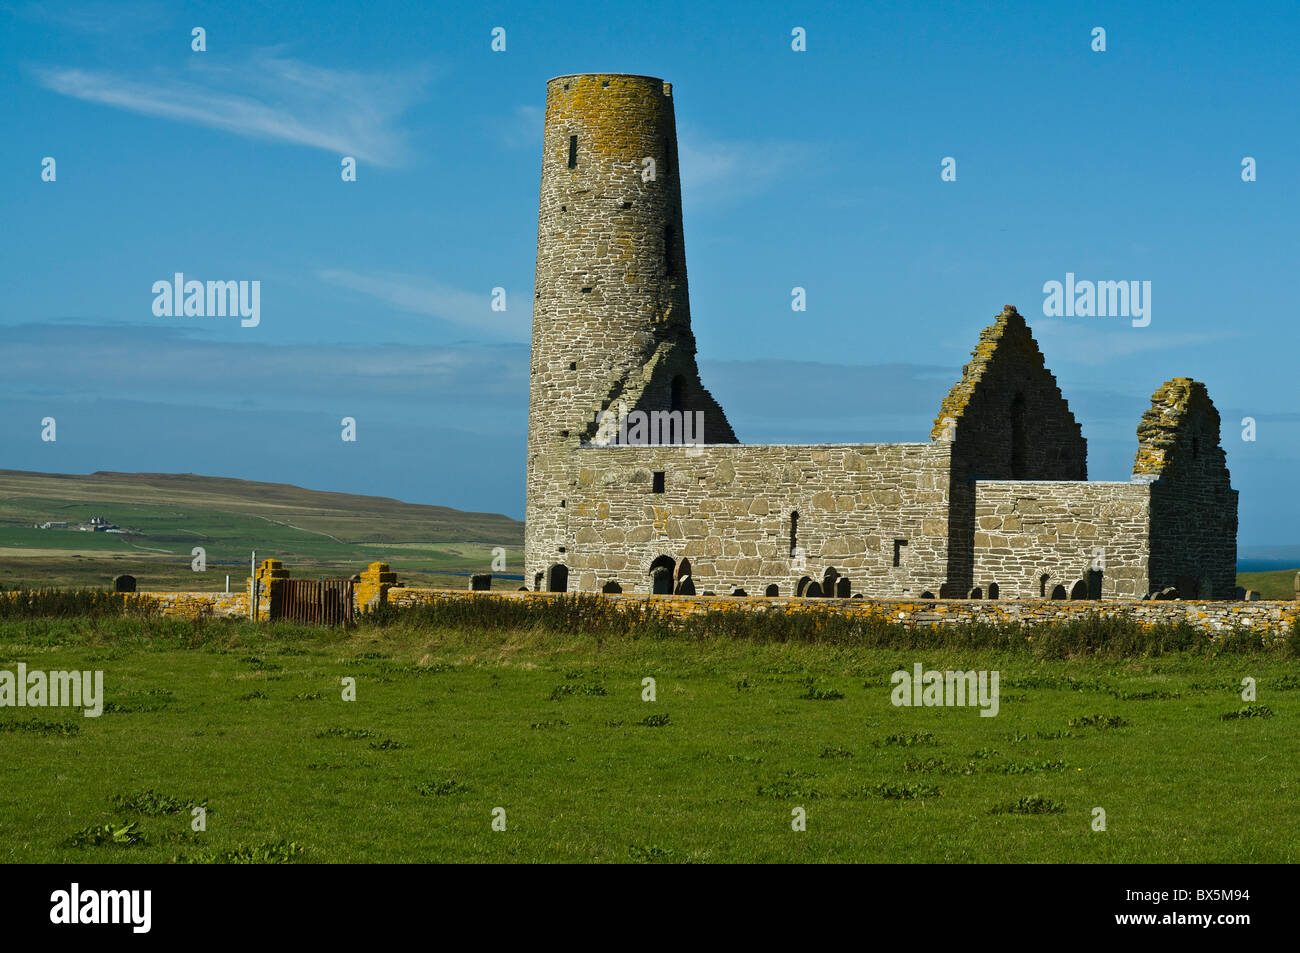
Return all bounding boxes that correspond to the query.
[383,587,1291,608]
[548,73,664,82]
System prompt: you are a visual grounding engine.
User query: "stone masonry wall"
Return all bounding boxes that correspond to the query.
[525,73,738,588]
[143,591,249,618]
[972,481,1151,599]
[1137,379,1238,598]
[933,306,1090,596]
[932,306,1088,482]
[381,588,1300,639]
[113,584,1292,638]
[549,441,954,597]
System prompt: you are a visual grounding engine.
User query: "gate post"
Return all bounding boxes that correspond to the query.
[250,559,290,621]
[356,562,398,613]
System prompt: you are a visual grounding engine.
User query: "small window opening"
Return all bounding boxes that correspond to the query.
[652,471,665,493]
[893,539,908,567]
[789,511,799,556]
[569,362,577,370]
[567,135,578,169]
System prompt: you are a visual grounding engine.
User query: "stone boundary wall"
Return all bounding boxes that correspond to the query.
[27,578,1287,638]
[383,587,1300,638]
[136,591,249,618]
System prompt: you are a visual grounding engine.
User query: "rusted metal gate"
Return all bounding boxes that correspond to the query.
[278,578,354,626]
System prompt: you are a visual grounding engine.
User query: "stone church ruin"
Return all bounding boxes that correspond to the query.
[523,73,1237,601]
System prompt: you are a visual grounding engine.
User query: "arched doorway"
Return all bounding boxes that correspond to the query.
[649,555,674,595]
[675,558,694,595]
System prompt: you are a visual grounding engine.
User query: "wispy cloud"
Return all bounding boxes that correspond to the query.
[490,104,544,150]
[34,54,431,167]
[318,269,530,342]
[1028,318,1240,367]
[5,0,169,34]
[677,128,812,205]
[0,322,527,418]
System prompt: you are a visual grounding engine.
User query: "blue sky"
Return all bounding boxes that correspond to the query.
[2,0,1296,553]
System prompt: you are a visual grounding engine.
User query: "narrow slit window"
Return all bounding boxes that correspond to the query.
[652,471,665,494]
[790,511,799,557]
[568,135,578,169]
[893,539,908,567]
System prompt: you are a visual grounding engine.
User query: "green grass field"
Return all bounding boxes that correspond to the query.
[1236,569,1299,600]
[0,469,523,591]
[2,609,1296,863]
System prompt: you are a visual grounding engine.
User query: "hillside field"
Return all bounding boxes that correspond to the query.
[0,470,523,591]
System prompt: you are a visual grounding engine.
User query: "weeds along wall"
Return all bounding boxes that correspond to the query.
[79,587,1299,639]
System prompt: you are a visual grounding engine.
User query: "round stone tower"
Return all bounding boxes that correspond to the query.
[524,73,736,588]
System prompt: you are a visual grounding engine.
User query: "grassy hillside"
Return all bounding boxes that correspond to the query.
[0,470,523,591]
